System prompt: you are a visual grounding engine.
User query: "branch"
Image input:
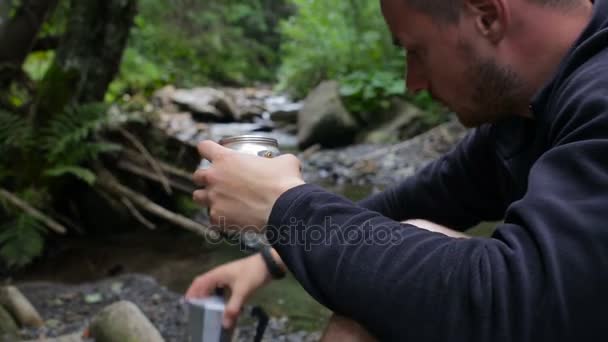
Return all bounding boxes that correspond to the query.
[0,188,67,234]
[118,128,173,195]
[96,172,212,237]
[117,160,195,194]
[122,148,194,181]
[120,197,156,230]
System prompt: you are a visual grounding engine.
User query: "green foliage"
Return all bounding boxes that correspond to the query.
[340,70,406,122]
[277,0,406,116]
[0,110,34,153]
[107,0,291,99]
[44,166,97,185]
[23,51,56,82]
[0,214,46,268]
[0,104,122,268]
[42,103,122,168]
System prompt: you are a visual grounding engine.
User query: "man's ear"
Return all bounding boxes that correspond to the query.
[463,0,508,43]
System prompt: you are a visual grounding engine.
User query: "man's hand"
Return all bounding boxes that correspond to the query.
[185,253,278,328]
[192,140,305,232]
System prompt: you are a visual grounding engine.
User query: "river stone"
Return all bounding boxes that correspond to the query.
[0,286,44,328]
[266,95,302,123]
[297,80,359,149]
[0,305,18,340]
[89,301,164,342]
[362,100,424,144]
[171,88,239,122]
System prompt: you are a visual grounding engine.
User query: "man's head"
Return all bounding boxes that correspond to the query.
[381,0,593,126]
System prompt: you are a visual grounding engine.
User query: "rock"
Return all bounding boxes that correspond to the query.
[265,95,302,124]
[362,100,424,144]
[298,81,359,149]
[152,85,179,112]
[0,305,18,340]
[171,88,239,122]
[0,286,44,328]
[89,301,164,342]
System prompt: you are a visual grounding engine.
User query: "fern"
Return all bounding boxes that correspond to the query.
[0,214,46,268]
[0,109,34,153]
[45,166,97,185]
[42,103,121,165]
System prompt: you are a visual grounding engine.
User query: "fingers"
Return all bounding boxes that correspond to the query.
[193,189,209,207]
[223,284,247,329]
[193,168,208,187]
[197,140,231,163]
[185,272,222,299]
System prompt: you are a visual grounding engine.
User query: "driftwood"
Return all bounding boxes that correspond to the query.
[0,286,44,328]
[119,128,172,195]
[96,172,211,237]
[122,148,194,181]
[117,160,194,194]
[120,197,157,230]
[0,188,67,234]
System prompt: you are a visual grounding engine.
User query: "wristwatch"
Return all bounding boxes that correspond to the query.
[260,246,286,279]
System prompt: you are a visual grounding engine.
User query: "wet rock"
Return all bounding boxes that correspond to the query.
[266,95,302,124]
[362,100,424,144]
[298,81,359,149]
[0,286,44,328]
[171,88,239,122]
[89,301,164,342]
[300,118,467,186]
[152,85,179,113]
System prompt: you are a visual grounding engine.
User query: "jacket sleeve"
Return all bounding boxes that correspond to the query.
[357,126,506,230]
[266,87,608,341]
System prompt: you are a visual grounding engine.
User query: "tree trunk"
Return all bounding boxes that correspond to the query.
[0,0,59,87]
[34,0,137,127]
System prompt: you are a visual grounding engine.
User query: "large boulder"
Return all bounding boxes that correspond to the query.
[362,100,425,144]
[0,286,44,328]
[89,301,164,342]
[171,88,239,122]
[298,81,359,149]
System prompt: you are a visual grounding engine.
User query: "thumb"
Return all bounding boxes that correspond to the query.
[223,285,247,329]
[197,140,231,163]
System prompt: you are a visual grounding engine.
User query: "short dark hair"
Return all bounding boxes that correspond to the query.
[405,0,584,23]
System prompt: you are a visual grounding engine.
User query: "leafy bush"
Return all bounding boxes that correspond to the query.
[277,0,405,109]
[277,0,446,125]
[107,0,291,99]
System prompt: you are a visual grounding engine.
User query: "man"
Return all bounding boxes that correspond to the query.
[186,0,608,340]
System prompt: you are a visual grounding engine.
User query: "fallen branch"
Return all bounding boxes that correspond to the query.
[117,159,195,194]
[96,172,211,237]
[123,148,194,181]
[0,188,67,234]
[118,128,172,195]
[120,197,156,230]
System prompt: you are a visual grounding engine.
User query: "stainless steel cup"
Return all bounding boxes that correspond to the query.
[198,135,281,251]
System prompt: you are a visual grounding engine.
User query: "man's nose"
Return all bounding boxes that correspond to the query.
[406,68,429,94]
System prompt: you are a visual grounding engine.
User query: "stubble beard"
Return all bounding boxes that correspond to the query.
[457,42,529,127]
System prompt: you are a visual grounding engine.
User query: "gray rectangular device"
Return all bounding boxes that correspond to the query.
[187,296,234,342]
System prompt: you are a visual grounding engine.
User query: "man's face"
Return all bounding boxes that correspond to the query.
[380,0,527,127]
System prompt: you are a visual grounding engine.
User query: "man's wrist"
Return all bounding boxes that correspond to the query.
[260,246,287,279]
